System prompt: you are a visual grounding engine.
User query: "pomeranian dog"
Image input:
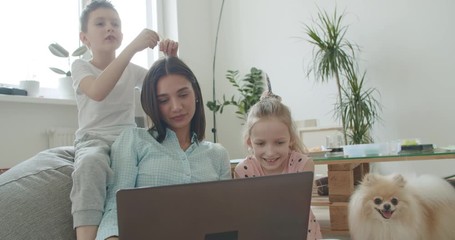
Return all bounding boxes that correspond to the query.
[348,173,455,240]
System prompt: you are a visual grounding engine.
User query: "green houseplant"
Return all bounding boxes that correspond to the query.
[207,67,264,121]
[305,8,381,144]
[305,9,357,144]
[48,43,88,76]
[335,64,381,144]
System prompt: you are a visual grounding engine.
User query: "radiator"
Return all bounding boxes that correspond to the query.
[46,128,76,148]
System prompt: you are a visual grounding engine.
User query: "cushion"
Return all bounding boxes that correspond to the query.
[0,146,76,240]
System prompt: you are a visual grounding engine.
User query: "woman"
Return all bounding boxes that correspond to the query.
[96,57,232,240]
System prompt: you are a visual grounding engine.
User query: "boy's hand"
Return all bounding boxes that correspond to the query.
[129,29,160,53]
[159,39,179,57]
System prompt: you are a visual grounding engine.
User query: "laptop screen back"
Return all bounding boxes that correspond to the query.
[116,172,313,240]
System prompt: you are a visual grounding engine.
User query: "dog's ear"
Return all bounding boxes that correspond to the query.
[362,173,377,186]
[392,174,406,187]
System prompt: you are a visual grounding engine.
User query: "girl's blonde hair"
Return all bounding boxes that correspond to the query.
[242,86,307,153]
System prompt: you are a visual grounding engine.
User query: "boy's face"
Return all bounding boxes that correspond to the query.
[80,8,123,53]
[248,117,292,175]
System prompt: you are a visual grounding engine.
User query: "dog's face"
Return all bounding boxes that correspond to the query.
[356,174,412,222]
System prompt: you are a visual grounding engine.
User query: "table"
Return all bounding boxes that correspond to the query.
[312,150,455,231]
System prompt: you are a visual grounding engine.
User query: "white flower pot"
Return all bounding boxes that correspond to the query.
[19,80,40,97]
[58,76,75,99]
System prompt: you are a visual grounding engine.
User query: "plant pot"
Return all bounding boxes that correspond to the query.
[19,80,40,97]
[58,76,75,99]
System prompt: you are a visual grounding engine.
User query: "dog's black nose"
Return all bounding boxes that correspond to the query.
[384,203,391,210]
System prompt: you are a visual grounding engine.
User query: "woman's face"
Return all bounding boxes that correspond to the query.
[248,117,292,175]
[156,74,196,133]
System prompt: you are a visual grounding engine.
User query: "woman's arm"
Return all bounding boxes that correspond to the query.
[218,144,233,180]
[96,128,140,240]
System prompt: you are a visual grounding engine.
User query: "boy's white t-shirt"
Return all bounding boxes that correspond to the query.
[71,59,147,141]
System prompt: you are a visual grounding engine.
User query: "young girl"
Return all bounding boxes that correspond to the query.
[234,91,322,240]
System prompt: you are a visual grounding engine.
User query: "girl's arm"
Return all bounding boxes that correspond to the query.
[301,157,315,172]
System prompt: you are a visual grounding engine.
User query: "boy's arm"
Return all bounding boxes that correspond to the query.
[80,29,159,101]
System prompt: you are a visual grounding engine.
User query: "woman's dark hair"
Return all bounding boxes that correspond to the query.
[141,57,206,143]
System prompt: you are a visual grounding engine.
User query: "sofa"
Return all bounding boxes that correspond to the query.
[0,146,76,240]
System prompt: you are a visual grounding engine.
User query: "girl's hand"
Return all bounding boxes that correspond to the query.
[159,39,179,57]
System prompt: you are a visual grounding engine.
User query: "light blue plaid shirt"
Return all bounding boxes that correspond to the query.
[96,127,231,240]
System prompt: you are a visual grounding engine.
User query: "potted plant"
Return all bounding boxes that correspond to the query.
[304,8,358,144]
[335,64,381,144]
[206,67,264,121]
[48,43,88,76]
[304,8,383,145]
[48,43,88,99]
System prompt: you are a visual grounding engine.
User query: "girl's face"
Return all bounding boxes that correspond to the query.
[81,8,123,53]
[156,74,196,134]
[248,117,292,175]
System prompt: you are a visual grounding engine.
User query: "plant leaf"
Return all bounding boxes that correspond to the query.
[207,68,264,120]
[48,43,69,58]
[72,45,88,57]
[49,67,67,75]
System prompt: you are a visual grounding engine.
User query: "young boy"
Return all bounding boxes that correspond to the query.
[70,1,178,239]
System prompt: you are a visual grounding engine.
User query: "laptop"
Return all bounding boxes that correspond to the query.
[116,172,314,240]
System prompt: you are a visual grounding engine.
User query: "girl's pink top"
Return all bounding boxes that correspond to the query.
[234,151,322,240]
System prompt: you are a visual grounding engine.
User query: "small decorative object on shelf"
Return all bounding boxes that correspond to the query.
[0,87,27,96]
[400,144,434,153]
[19,80,40,97]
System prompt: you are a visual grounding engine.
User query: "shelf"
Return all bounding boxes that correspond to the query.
[0,94,76,106]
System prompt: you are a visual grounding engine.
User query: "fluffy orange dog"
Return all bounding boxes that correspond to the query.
[348,173,455,240]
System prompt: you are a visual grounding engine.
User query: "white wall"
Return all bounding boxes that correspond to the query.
[0,97,78,168]
[0,90,144,168]
[172,0,224,145]
[174,0,455,176]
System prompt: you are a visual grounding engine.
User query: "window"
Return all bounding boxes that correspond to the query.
[0,0,157,89]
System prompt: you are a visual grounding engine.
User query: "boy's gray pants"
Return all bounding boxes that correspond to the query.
[71,133,114,228]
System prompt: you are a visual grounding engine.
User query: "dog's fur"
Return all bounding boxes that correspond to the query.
[348,173,455,240]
